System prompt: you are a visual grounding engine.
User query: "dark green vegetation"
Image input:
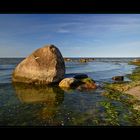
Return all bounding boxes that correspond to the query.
[100,60,140,125]
[127,66,140,82]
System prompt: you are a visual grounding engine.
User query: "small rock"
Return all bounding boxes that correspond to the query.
[77,83,97,91]
[59,78,81,89]
[80,77,96,83]
[64,58,72,62]
[131,59,140,66]
[77,78,97,90]
[132,59,140,63]
[79,58,87,63]
[74,74,88,79]
[112,76,124,81]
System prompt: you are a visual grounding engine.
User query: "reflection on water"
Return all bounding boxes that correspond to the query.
[13,83,64,106]
[0,81,135,126]
[0,58,139,126]
[11,83,106,126]
[0,83,65,126]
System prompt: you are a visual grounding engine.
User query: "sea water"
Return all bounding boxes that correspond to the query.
[0,58,137,126]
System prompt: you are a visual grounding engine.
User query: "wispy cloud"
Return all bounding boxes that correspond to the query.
[57,28,70,33]
[1,14,140,57]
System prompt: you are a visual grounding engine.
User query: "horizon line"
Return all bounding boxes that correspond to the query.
[0,56,140,59]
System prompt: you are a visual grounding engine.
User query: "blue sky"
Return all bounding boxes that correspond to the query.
[0,14,140,57]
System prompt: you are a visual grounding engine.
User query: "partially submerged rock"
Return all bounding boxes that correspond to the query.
[130,59,140,66]
[74,74,88,79]
[79,58,95,63]
[112,76,124,81]
[59,76,97,91]
[64,58,72,62]
[12,44,65,85]
[77,78,97,91]
[132,59,140,63]
[80,77,95,83]
[64,58,95,63]
[59,78,81,89]
[79,58,87,63]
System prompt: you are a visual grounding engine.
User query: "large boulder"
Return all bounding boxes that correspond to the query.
[12,44,65,85]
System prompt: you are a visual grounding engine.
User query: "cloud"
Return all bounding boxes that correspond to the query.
[1,14,140,57]
[2,14,139,40]
[57,29,70,33]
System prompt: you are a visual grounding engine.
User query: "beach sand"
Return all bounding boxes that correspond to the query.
[125,86,140,99]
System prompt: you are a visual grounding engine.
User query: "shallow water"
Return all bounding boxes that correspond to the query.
[0,58,138,126]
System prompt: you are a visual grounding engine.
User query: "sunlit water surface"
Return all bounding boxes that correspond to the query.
[0,58,137,126]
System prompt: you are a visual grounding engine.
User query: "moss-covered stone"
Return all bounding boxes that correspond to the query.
[80,77,95,84]
[77,78,97,91]
[127,67,140,81]
[129,60,140,66]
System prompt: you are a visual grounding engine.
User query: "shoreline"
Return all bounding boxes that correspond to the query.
[103,60,140,95]
[100,60,140,125]
[1,57,140,126]
[102,60,140,107]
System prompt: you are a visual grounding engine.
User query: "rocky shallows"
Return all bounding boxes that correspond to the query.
[64,57,95,63]
[59,74,97,91]
[103,60,140,98]
[100,59,140,125]
[129,59,140,66]
[12,44,97,91]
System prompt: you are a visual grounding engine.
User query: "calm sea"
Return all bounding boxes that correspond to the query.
[0,58,138,126]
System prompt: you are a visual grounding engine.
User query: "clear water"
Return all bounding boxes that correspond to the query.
[0,58,137,126]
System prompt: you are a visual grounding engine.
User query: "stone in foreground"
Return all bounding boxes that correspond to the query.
[59,78,81,89]
[12,44,65,84]
[77,78,97,91]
